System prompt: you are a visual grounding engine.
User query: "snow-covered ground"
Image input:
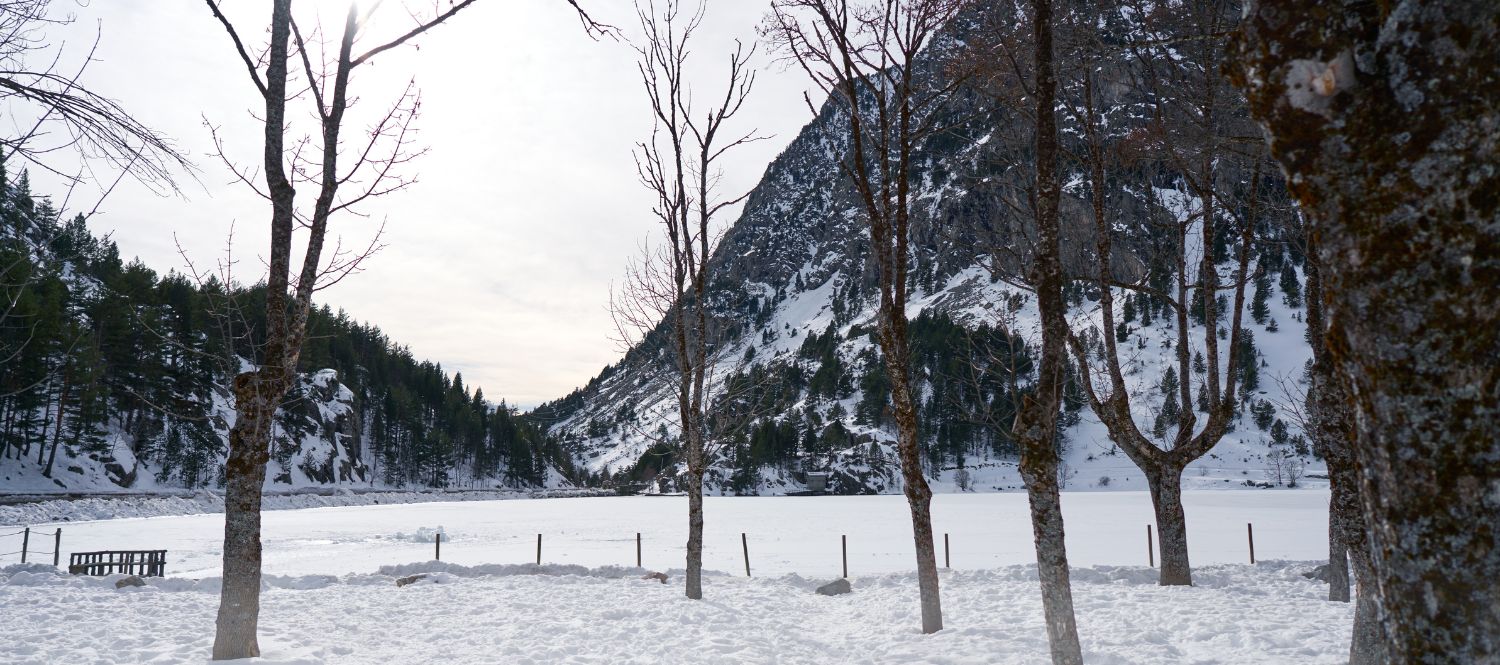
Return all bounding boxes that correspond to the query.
[0,491,1350,664]
[0,487,604,526]
[2,491,1327,578]
[0,561,1352,665]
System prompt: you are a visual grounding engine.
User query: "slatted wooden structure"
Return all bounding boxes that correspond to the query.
[68,550,166,577]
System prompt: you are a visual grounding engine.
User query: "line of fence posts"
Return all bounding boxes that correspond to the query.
[5,527,63,567]
[417,524,1265,573]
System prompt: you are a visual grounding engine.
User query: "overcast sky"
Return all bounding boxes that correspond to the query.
[26,1,814,408]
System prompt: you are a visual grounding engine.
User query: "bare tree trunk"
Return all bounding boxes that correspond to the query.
[685,464,704,599]
[1305,241,1380,656]
[213,380,274,659]
[886,342,943,633]
[1234,2,1500,660]
[1012,0,1083,660]
[1145,463,1192,586]
[41,371,68,478]
[1348,544,1386,665]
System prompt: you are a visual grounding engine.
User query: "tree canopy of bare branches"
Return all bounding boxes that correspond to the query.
[0,0,190,192]
[611,0,759,601]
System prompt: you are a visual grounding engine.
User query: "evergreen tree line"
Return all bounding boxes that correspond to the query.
[0,167,569,490]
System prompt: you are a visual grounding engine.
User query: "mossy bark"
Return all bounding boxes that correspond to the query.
[1233,2,1500,660]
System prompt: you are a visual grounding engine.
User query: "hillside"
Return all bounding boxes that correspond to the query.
[0,169,572,493]
[536,3,1323,495]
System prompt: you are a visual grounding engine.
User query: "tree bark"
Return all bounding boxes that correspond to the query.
[1234,2,1500,660]
[41,371,68,478]
[684,465,704,599]
[1307,231,1381,656]
[1145,462,1192,586]
[1011,0,1084,661]
[212,376,274,660]
[886,342,943,634]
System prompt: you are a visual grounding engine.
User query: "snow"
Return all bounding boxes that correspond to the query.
[0,488,604,526]
[0,491,1352,663]
[4,491,1327,579]
[0,561,1352,665]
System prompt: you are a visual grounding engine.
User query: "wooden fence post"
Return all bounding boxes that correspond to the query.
[841,535,848,579]
[536,533,542,566]
[20,527,28,564]
[1248,523,1256,564]
[741,533,750,577]
[944,533,950,569]
[1147,525,1155,567]
[52,529,61,567]
[636,532,642,568]
[435,532,442,561]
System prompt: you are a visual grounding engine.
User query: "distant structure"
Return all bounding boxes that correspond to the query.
[805,472,830,494]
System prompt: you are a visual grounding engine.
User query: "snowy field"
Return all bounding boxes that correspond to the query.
[0,491,1354,664]
[4,491,1326,577]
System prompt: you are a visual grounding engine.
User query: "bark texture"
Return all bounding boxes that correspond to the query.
[1010,0,1083,661]
[1233,2,1500,661]
[1304,242,1389,665]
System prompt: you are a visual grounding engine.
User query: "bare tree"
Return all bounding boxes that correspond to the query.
[609,0,757,600]
[0,0,190,190]
[1002,0,1084,660]
[1061,0,1263,587]
[1233,2,1500,660]
[764,0,965,634]
[202,1,607,658]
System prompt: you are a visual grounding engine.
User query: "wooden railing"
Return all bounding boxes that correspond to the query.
[68,550,166,577]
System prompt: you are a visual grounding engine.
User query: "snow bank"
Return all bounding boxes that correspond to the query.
[0,561,1354,664]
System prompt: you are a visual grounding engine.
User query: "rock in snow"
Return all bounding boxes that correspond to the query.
[114,575,145,589]
[395,574,428,588]
[816,579,852,596]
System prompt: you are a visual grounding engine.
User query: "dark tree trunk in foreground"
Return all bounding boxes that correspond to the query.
[1144,463,1191,586]
[1304,242,1385,664]
[1234,2,1500,661]
[1010,0,1083,661]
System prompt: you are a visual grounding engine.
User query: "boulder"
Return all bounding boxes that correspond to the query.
[641,572,668,584]
[815,579,852,596]
[1302,564,1332,582]
[395,573,429,588]
[115,575,146,589]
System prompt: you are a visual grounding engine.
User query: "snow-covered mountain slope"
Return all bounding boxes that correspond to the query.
[2,180,574,495]
[2,369,369,494]
[538,6,1322,495]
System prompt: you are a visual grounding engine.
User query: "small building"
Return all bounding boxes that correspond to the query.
[805,472,831,493]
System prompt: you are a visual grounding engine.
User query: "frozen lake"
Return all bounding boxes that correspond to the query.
[25,490,1328,578]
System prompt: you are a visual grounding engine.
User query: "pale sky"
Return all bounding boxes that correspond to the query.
[25,1,813,408]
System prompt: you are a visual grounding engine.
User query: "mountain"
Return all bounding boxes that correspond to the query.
[536,3,1322,495]
[0,168,572,493]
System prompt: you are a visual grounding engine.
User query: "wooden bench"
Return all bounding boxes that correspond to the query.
[68,550,166,577]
